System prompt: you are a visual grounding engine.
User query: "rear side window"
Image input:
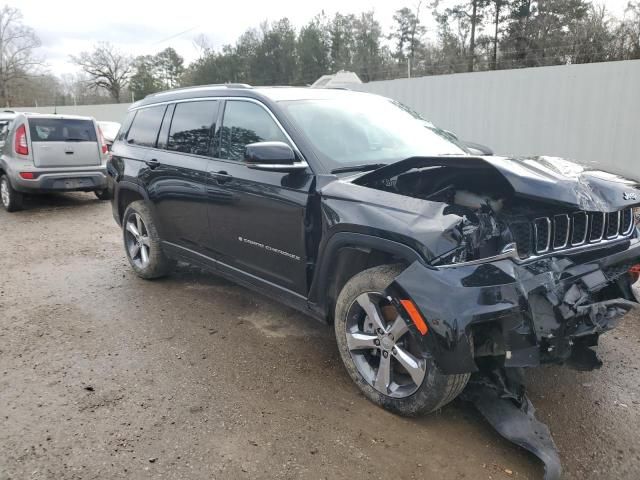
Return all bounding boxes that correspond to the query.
[219,101,287,161]
[28,118,97,142]
[127,105,166,147]
[167,101,218,156]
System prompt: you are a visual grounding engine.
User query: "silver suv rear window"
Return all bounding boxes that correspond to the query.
[28,118,97,142]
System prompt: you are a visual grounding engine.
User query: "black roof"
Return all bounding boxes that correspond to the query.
[130,85,373,110]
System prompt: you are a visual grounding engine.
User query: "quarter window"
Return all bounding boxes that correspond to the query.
[127,105,166,147]
[167,101,218,156]
[219,101,287,161]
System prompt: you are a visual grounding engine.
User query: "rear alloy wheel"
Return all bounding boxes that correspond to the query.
[122,201,174,279]
[0,175,23,212]
[335,264,470,416]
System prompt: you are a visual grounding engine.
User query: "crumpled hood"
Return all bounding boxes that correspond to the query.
[354,155,640,212]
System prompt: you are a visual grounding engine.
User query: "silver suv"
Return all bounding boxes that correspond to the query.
[0,112,110,212]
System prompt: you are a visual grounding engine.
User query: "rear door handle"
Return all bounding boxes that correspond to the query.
[145,158,159,169]
[212,170,233,184]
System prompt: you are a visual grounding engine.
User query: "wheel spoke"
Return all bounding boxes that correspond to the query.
[356,293,386,332]
[129,243,141,259]
[346,332,378,351]
[393,345,426,386]
[374,354,392,393]
[126,221,140,238]
[388,315,409,340]
[135,214,143,236]
[140,245,149,265]
[140,235,151,247]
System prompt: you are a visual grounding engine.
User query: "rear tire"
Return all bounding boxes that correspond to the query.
[0,174,23,212]
[334,264,470,416]
[95,189,111,201]
[122,201,174,279]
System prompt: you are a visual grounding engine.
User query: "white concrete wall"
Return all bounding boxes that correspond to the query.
[11,103,132,123]
[354,60,640,181]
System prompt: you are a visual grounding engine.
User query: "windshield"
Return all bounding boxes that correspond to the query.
[279,95,468,172]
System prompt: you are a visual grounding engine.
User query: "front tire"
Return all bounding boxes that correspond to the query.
[0,174,23,212]
[334,264,469,416]
[122,201,174,279]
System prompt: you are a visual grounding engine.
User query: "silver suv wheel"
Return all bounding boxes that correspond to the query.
[125,213,151,269]
[345,291,427,398]
[0,175,23,212]
[0,177,9,207]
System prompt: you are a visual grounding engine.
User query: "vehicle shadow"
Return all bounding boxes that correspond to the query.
[18,191,104,212]
[161,262,544,478]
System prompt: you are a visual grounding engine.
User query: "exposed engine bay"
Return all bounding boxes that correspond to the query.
[360,164,637,267]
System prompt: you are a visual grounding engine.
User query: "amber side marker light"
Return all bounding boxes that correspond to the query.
[400,299,428,335]
[630,264,640,282]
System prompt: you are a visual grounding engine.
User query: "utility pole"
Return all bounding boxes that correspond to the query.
[408,58,411,79]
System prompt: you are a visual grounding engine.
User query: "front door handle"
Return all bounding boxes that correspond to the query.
[212,170,233,184]
[145,158,159,169]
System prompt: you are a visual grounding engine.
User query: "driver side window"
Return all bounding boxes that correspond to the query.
[218,100,287,161]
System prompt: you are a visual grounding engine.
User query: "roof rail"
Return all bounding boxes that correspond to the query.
[3,109,15,113]
[144,83,252,99]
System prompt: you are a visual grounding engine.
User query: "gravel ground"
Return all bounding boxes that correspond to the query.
[1,193,639,480]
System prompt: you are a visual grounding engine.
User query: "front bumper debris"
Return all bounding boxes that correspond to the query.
[462,368,562,480]
[387,239,640,480]
[388,239,640,375]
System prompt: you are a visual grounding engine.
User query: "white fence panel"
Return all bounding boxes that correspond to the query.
[354,60,640,181]
[11,103,132,123]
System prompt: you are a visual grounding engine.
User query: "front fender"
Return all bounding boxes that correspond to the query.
[387,259,527,375]
[307,231,425,319]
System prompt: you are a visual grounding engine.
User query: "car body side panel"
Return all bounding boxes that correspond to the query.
[318,179,464,261]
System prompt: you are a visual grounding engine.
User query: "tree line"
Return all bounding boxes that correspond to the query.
[2,1,640,107]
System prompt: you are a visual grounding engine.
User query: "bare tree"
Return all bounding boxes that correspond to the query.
[0,6,42,107]
[71,42,132,102]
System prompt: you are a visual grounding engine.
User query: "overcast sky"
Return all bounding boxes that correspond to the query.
[17,0,634,76]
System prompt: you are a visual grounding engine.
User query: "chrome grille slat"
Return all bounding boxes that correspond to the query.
[571,212,588,246]
[620,208,634,235]
[553,214,570,249]
[605,212,620,239]
[588,212,605,243]
[525,208,635,261]
[533,217,551,254]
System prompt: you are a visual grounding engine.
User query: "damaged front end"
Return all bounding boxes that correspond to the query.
[351,155,640,373]
[347,155,640,479]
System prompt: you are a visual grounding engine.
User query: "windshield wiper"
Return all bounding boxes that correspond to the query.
[330,163,388,174]
[64,138,90,142]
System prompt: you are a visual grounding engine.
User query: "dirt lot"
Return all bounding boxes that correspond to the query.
[1,193,639,480]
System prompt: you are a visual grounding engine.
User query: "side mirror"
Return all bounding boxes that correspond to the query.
[244,141,307,172]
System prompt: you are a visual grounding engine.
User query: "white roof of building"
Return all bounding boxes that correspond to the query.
[311,71,363,89]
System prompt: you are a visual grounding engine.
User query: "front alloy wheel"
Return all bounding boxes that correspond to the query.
[335,265,470,416]
[346,292,426,398]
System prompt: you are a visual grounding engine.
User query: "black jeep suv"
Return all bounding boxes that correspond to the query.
[108,85,640,416]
